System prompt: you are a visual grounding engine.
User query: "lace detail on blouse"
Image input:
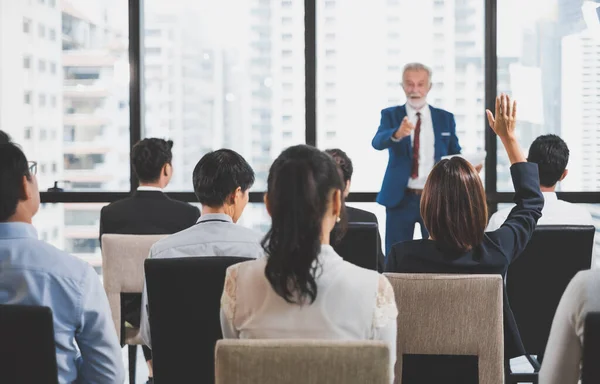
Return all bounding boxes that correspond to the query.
[373,275,398,329]
[221,264,240,322]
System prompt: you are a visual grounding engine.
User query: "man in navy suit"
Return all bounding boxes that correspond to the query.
[372,63,461,254]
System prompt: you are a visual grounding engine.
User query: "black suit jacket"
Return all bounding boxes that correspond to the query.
[99,190,200,241]
[386,162,544,358]
[346,206,385,272]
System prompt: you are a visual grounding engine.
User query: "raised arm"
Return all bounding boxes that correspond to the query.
[486,94,543,260]
[76,266,125,383]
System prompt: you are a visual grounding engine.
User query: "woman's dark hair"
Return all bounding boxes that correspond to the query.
[421,157,488,253]
[262,145,346,305]
[0,132,32,221]
[131,138,173,183]
[193,149,255,207]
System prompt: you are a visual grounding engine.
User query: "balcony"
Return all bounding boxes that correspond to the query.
[63,78,110,98]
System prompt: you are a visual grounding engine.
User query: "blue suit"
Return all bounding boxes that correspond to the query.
[372,104,461,254]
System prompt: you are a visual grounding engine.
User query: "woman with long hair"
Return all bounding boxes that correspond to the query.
[220,145,398,380]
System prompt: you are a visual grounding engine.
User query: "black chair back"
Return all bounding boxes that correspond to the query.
[583,312,600,384]
[506,225,595,358]
[145,256,252,384]
[331,222,379,271]
[0,304,58,384]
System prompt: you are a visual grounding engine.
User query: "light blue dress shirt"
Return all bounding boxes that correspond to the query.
[140,213,264,346]
[0,223,125,384]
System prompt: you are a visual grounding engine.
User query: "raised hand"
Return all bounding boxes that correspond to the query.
[486,93,517,139]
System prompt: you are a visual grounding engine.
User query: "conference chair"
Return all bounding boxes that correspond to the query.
[0,304,58,384]
[331,222,379,270]
[384,273,504,384]
[101,234,166,384]
[506,225,595,383]
[582,312,600,384]
[215,339,390,384]
[144,256,252,384]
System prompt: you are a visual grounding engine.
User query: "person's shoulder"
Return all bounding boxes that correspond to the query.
[346,206,377,223]
[429,105,454,118]
[556,200,594,223]
[26,239,95,282]
[381,105,402,115]
[102,196,135,214]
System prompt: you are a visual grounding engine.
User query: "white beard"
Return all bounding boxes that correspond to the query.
[406,97,427,109]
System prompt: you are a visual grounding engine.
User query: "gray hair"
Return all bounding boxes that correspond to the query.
[402,62,432,85]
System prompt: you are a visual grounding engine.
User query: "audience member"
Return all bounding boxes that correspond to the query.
[220,145,398,382]
[141,149,262,346]
[386,94,544,362]
[0,132,124,383]
[539,269,600,384]
[487,134,597,266]
[325,148,386,271]
[99,138,199,381]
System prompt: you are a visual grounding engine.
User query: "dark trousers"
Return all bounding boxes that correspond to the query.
[123,294,152,362]
[385,191,429,255]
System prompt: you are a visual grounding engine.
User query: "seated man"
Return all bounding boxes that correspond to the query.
[325,148,385,271]
[487,134,596,265]
[140,149,263,346]
[0,132,124,383]
[99,138,199,382]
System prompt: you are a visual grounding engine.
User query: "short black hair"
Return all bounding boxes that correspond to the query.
[325,148,353,183]
[527,134,570,188]
[192,149,255,207]
[0,131,31,221]
[131,138,174,183]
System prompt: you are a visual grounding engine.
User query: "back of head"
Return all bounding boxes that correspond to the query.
[527,134,569,188]
[263,145,346,305]
[193,149,255,206]
[421,157,487,253]
[131,138,173,184]
[0,131,34,222]
[325,148,353,184]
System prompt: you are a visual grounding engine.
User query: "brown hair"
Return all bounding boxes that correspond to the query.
[421,157,488,253]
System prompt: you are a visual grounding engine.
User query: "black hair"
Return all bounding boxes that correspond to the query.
[131,138,173,183]
[192,149,255,206]
[262,145,346,305]
[527,134,570,188]
[0,131,31,221]
[325,148,353,183]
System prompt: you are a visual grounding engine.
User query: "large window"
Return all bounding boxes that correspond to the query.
[316,0,485,191]
[0,0,130,194]
[497,0,600,192]
[143,0,305,191]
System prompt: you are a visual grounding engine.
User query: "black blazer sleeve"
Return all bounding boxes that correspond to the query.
[385,246,399,272]
[486,162,544,263]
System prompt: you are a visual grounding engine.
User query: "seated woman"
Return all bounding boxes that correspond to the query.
[220,145,398,381]
[539,269,600,384]
[386,94,544,364]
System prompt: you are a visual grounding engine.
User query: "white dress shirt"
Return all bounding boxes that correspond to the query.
[486,191,598,266]
[140,213,263,346]
[406,104,435,190]
[220,245,398,382]
[137,186,163,192]
[539,269,600,384]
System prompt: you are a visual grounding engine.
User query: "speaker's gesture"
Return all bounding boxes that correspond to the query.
[393,116,415,140]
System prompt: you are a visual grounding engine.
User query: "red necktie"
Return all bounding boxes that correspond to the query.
[411,112,422,179]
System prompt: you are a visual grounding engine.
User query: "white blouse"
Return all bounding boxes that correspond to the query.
[220,245,398,381]
[540,269,600,384]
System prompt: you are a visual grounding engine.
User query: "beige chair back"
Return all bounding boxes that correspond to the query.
[215,339,390,384]
[101,234,166,342]
[384,273,504,384]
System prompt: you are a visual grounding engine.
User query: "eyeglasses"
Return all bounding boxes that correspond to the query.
[28,161,37,175]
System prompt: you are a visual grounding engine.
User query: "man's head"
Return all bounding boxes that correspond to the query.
[131,138,174,188]
[527,134,570,189]
[0,131,40,223]
[192,149,255,222]
[325,148,353,198]
[402,62,432,109]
